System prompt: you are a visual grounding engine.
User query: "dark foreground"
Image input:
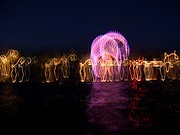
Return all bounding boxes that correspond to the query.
[0,81,180,134]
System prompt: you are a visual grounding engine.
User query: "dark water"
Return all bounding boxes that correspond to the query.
[0,81,180,134]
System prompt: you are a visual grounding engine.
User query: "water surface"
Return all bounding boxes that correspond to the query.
[0,81,179,134]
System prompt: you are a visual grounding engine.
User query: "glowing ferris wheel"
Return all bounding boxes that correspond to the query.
[90,31,130,81]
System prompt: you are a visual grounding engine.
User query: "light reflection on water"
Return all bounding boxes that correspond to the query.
[86,82,133,134]
[86,81,180,134]
[0,81,179,134]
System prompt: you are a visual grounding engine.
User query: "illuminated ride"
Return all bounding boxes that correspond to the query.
[90,31,130,82]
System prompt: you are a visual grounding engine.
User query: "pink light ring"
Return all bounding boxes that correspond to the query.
[103,37,118,53]
[95,35,118,62]
[120,40,130,58]
[90,42,100,60]
[118,48,122,62]
[90,44,100,77]
[90,40,102,63]
[91,37,102,55]
[106,31,129,57]
[125,45,130,60]
[101,41,119,62]
[105,31,128,46]
[119,45,127,59]
[90,43,99,60]
[117,38,129,57]
[90,39,106,78]
[90,57,96,71]
[126,44,130,56]
[91,35,103,46]
[90,45,101,65]
[119,43,130,60]
[90,35,106,60]
[117,48,122,72]
[113,44,128,60]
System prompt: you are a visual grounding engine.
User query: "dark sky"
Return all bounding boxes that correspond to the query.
[0,0,180,55]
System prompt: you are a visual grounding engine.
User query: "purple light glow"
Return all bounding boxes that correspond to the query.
[90,31,130,82]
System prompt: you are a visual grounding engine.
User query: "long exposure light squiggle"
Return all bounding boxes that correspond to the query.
[0,49,38,83]
[79,58,93,82]
[43,49,78,83]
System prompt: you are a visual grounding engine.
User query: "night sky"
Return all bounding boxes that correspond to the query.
[0,0,180,56]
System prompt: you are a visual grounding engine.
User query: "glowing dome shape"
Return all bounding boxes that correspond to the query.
[90,31,130,81]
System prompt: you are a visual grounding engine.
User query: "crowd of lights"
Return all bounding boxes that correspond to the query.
[1,32,180,83]
[0,49,38,83]
[1,49,179,83]
[79,51,180,82]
